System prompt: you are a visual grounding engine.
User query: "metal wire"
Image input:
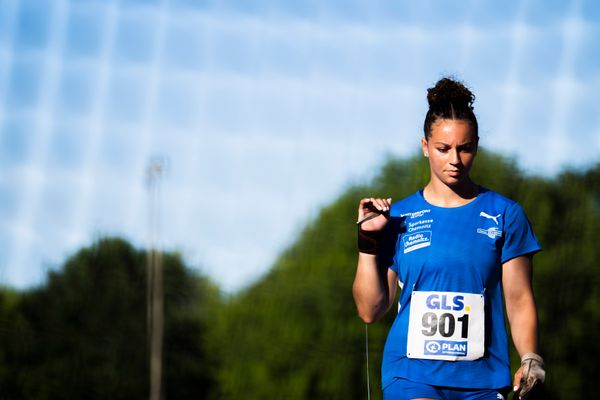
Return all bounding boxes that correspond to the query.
[365,324,371,400]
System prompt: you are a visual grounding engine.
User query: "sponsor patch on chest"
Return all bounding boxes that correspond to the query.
[401,210,433,253]
[403,231,432,253]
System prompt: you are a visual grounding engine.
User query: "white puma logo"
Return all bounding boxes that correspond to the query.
[479,211,501,225]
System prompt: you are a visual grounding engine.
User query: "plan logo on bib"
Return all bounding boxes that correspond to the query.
[424,340,468,357]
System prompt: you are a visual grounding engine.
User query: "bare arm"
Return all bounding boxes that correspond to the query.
[502,254,540,389]
[353,254,398,323]
[352,197,397,324]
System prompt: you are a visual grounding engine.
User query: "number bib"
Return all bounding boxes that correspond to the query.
[407,291,485,361]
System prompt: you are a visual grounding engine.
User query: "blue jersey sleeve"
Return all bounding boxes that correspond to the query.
[501,202,542,263]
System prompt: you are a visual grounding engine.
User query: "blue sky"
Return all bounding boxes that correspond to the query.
[0,0,599,292]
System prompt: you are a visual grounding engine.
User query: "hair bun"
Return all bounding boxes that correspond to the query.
[427,77,475,110]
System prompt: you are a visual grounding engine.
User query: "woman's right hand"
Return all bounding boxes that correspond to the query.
[357,197,392,232]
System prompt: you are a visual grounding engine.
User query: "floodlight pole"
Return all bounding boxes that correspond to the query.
[147,158,165,400]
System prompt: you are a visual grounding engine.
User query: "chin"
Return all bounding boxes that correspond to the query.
[444,176,466,186]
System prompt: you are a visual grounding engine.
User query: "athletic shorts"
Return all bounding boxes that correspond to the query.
[383,377,510,400]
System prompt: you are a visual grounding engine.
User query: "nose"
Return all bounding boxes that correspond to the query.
[449,148,462,166]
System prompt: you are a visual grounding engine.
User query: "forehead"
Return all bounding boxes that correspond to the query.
[429,119,477,143]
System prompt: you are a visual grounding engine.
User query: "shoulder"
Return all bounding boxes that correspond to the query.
[477,188,535,232]
[477,187,522,213]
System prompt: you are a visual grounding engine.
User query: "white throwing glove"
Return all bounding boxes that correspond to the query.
[518,352,545,399]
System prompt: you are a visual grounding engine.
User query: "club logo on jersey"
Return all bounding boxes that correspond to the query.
[479,211,501,225]
[477,227,503,239]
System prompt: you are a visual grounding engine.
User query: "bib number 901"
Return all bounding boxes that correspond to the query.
[421,312,469,338]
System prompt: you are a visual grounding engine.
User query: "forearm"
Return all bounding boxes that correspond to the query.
[353,197,394,324]
[506,291,539,356]
[352,253,391,324]
[502,255,546,394]
[502,255,540,356]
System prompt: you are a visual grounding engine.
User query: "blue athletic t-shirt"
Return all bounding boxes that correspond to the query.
[379,187,541,390]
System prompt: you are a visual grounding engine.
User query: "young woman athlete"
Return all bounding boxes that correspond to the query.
[352,77,545,400]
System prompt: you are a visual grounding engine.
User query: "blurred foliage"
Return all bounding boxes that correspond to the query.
[0,238,220,399]
[0,151,598,399]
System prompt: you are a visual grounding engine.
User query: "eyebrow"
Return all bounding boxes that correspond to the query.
[433,141,476,147]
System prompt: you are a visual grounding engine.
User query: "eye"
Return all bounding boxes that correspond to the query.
[437,147,449,153]
[459,145,475,153]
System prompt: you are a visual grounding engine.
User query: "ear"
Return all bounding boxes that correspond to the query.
[421,137,429,157]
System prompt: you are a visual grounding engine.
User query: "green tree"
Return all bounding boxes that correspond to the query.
[0,286,23,398]
[0,237,220,399]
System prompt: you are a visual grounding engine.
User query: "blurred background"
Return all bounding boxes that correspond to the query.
[0,0,598,399]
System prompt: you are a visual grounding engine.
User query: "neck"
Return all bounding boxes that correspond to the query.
[423,178,478,207]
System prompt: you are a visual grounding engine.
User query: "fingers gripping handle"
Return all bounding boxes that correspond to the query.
[356,198,391,254]
[518,353,546,399]
[356,211,383,225]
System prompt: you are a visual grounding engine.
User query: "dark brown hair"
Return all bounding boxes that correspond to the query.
[423,77,478,140]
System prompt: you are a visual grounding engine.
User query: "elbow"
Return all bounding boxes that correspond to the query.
[352,282,390,325]
[356,309,379,325]
[359,315,377,325]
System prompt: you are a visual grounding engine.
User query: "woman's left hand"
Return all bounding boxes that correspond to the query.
[513,353,545,398]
